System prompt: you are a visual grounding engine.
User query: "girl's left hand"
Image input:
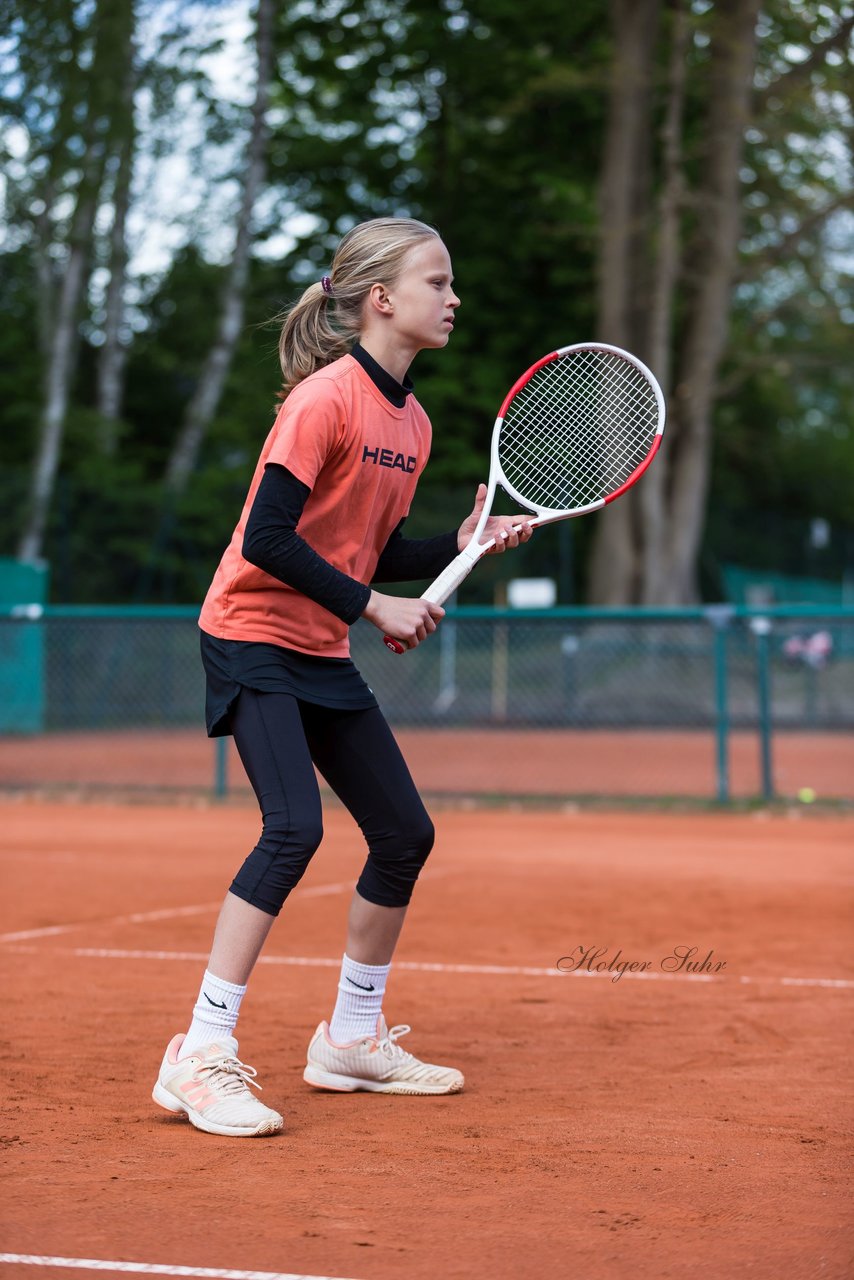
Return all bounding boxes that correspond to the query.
[457,483,534,554]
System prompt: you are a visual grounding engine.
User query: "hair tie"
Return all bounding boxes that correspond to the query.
[321,275,334,296]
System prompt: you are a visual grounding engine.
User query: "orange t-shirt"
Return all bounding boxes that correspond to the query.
[199,354,432,657]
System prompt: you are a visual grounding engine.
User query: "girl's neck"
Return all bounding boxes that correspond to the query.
[356,335,415,387]
[351,343,411,409]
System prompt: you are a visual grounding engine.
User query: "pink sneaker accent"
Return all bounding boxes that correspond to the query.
[152,1034,283,1137]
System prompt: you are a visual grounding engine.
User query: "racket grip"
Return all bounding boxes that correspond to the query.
[380,543,484,655]
[421,544,485,605]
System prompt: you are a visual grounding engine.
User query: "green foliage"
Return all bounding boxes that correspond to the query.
[710,0,854,582]
[0,0,851,601]
[264,0,607,481]
[0,249,42,467]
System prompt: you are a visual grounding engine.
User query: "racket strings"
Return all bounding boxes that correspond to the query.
[498,351,660,511]
[503,368,654,506]
[502,361,652,506]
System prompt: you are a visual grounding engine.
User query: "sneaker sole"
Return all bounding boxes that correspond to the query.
[152,1080,284,1137]
[303,1064,464,1095]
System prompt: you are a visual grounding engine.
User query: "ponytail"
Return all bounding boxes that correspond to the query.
[276,283,350,393]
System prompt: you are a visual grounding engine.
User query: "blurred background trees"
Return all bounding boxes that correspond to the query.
[1,0,852,604]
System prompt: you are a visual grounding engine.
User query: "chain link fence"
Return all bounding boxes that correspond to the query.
[0,605,852,802]
[358,609,854,731]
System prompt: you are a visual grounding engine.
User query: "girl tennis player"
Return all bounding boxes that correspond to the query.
[152,217,532,1136]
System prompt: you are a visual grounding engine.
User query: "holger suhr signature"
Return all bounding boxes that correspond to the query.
[556,944,727,983]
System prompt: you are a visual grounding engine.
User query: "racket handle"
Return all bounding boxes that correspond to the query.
[421,543,485,605]
[381,544,485,655]
[381,522,544,653]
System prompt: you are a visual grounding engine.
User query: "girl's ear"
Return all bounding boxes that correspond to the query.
[367,282,393,316]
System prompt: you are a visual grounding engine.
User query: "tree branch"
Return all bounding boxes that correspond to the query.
[735,193,854,284]
[754,15,854,112]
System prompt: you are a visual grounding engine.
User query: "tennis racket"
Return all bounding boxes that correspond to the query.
[382,341,665,653]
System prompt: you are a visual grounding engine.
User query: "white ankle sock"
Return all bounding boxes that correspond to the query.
[180,969,246,1059]
[328,953,390,1044]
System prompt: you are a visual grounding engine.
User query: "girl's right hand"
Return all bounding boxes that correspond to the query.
[361,591,445,649]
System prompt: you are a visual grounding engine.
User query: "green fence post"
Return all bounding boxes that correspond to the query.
[0,559,49,733]
[750,616,774,802]
[705,606,734,803]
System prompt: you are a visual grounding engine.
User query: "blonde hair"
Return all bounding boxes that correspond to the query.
[277,216,440,393]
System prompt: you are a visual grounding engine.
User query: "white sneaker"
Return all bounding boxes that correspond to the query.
[304,1015,464,1095]
[153,1034,284,1137]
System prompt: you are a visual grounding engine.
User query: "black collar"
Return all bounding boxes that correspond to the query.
[351,342,413,409]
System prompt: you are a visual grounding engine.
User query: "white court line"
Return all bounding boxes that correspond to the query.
[0,882,355,944]
[0,1257,360,1280]
[0,905,221,944]
[3,945,852,989]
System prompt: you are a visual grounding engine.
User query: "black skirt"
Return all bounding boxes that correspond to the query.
[200,629,378,737]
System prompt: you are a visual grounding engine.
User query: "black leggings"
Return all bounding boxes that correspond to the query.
[228,687,434,916]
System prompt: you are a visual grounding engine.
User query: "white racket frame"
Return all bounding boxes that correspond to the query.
[426,342,664,604]
[383,341,665,651]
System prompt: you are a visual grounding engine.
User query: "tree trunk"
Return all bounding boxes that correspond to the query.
[586,0,661,604]
[17,180,105,565]
[595,0,662,349]
[17,0,136,564]
[32,176,58,364]
[587,0,761,604]
[659,0,761,603]
[640,0,689,604]
[162,0,275,496]
[96,41,137,448]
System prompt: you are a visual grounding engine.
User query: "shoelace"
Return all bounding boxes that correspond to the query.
[194,1051,264,1095]
[374,1024,413,1061]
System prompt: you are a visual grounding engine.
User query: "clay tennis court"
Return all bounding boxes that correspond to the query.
[2,791,852,1280]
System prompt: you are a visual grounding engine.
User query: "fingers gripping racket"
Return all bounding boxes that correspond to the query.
[382,342,665,653]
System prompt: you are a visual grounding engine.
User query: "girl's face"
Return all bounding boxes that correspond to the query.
[384,238,460,353]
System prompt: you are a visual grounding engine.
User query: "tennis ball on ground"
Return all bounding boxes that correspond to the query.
[797,787,816,804]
